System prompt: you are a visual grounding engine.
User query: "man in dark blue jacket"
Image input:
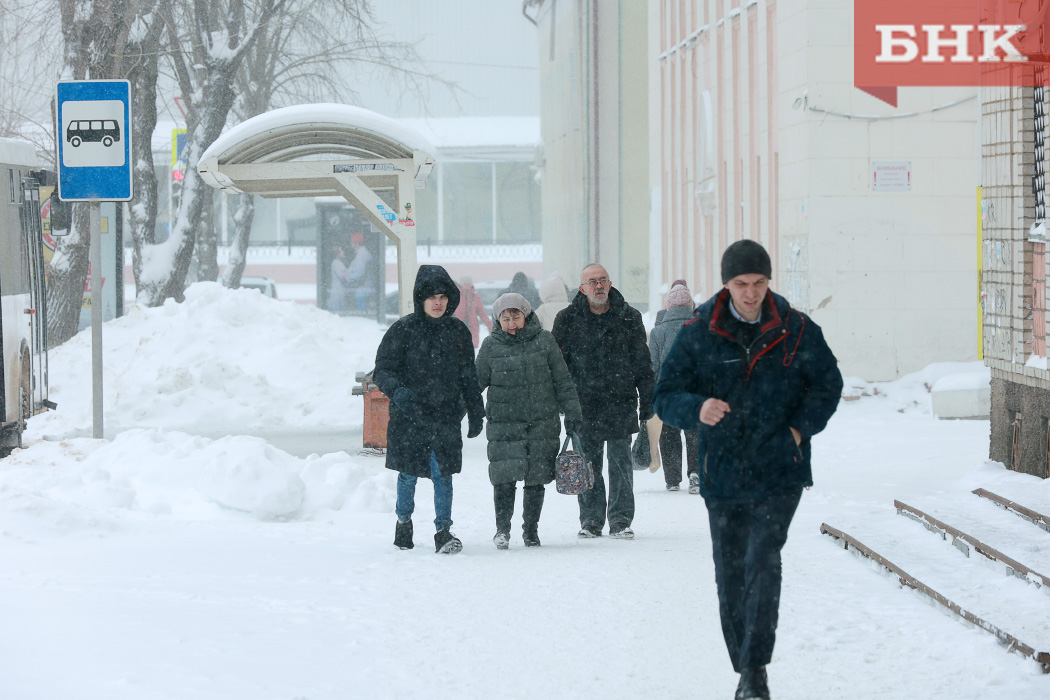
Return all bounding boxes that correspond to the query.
[373,265,486,554]
[653,241,842,700]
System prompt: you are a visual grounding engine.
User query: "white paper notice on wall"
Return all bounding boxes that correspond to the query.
[872,161,911,191]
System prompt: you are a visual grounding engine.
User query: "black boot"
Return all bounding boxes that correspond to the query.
[393,519,413,550]
[735,666,769,700]
[493,483,516,535]
[434,527,463,554]
[522,484,544,547]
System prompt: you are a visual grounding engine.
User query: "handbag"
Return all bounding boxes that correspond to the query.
[555,432,593,495]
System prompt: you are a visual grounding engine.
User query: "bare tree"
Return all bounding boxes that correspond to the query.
[0,1,62,160]
[125,2,166,301]
[134,0,289,306]
[220,0,457,289]
[43,0,166,348]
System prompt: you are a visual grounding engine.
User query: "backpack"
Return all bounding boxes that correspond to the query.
[555,433,594,495]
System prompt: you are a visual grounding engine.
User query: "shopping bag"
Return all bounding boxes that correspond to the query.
[555,432,593,495]
[646,414,664,473]
[631,424,651,470]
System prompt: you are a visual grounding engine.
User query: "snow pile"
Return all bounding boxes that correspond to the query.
[33,282,388,437]
[931,365,991,392]
[1025,354,1048,371]
[841,361,988,414]
[0,429,393,529]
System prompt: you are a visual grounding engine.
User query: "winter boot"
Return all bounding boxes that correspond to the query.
[493,483,516,536]
[666,483,680,491]
[434,528,463,554]
[493,531,510,549]
[689,472,701,495]
[522,527,541,547]
[393,519,414,550]
[735,666,770,700]
[522,484,544,547]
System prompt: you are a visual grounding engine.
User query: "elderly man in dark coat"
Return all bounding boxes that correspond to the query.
[373,265,485,554]
[552,263,654,540]
[653,240,842,700]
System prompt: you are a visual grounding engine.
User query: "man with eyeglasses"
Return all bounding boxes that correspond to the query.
[551,263,655,540]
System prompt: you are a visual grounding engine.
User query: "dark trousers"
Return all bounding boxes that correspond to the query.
[578,435,634,530]
[494,482,545,535]
[660,424,700,486]
[705,487,803,671]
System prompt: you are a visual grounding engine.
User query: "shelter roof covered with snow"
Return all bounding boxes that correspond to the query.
[199,104,436,166]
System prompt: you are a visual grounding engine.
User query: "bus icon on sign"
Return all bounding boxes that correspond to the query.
[66,119,121,148]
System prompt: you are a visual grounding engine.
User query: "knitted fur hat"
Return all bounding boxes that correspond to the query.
[721,240,772,283]
[492,292,531,320]
[665,282,693,309]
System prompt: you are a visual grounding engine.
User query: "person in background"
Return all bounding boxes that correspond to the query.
[653,240,842,700]
[453,275,493,348]
[552,263,654,540]
[345,233,374,310]
[500,271,543,312]
[326,245,350,313]
[535,274,570,332]
[373,265,486,555]
[648,279,700,493]
[475,293,582,549]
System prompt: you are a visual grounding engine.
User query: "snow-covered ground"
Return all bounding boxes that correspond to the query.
[1,284,1048,699]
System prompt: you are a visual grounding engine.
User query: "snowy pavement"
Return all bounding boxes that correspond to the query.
[1,285,1048,699]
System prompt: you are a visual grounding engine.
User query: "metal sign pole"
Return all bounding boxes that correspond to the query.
[90,201,103,439]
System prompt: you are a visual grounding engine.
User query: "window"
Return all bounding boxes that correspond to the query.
[442,162,493,243]
[494,162,540,242]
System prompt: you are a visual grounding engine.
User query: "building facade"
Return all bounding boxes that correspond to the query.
[984,77,1050,479]
[653,0,980,379]
[531,0,650,306]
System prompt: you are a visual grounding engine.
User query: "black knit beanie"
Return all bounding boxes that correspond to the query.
[721,240,772,284]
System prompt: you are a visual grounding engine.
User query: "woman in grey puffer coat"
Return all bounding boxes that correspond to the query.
[476,293,583,548]
[649,280,700,493]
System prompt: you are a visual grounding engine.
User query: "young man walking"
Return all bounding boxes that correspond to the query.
[373,265,486,554]
[653,241,842,700]
[552,263,654,540]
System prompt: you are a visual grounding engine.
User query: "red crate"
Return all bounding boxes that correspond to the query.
[363,388,390,449]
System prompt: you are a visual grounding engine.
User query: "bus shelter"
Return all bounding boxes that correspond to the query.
[197,104,436,317]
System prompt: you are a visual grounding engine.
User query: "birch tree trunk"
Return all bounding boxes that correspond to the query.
[126,3,163,299]
[220,192,255,289]
[196,186,218,282]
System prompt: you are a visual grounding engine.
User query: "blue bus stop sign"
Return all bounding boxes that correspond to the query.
[56,80,133,201]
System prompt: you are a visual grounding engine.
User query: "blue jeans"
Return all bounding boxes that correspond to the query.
[395,451,453,532]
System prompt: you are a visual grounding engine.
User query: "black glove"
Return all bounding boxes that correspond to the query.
[564,418,583,436]
[639,408,655,423]
[467,414,484,438]
[391,387,418,414]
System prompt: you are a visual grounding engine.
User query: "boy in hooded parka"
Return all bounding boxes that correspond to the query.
[475,293,583,548]
[373,265,486,554]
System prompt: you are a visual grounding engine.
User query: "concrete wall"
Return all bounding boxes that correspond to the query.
[535,0,650,306]
[654,0,980,380]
